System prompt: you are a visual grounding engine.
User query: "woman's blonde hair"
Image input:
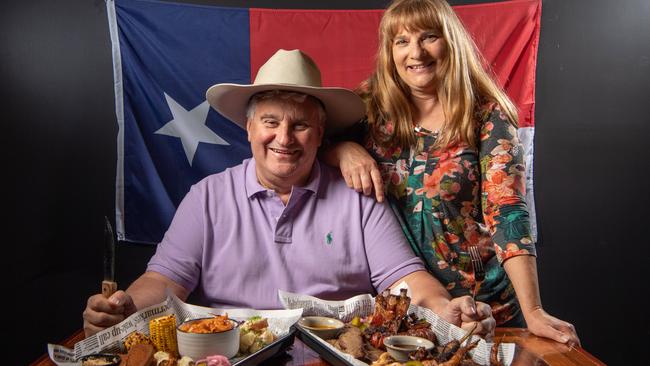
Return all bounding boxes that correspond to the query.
[361,0,518,149]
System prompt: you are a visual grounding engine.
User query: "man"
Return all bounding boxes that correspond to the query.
[83,49,494,337]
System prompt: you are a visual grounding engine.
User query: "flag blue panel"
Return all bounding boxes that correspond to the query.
[110,0,252,243]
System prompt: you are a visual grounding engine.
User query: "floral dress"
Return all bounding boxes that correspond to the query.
[365,103,535,325]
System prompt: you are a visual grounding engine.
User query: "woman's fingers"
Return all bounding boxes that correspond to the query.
[537,323,576,345]
[560,322,580,347]
[548,321,580,347]
[343,172,354,188]
[350,172,364,193]
[360,171,374,196]
[370,167,385,202]
[527,308,581,347]
[342,160,384,201]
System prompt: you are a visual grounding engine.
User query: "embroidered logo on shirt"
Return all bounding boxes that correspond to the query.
[326,232,333,245]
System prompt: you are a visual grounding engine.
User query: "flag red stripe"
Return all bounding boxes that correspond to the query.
[250,0,540,127]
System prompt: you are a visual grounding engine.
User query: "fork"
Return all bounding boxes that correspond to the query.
[468,245,485,300]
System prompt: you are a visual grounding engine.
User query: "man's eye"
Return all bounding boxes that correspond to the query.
[294,123,309,131]
[263,120,278,126]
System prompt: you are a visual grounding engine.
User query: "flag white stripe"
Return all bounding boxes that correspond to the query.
[518,126,537,242]
[106,0,126,240]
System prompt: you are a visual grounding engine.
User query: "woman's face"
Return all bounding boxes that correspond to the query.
[391,26,446,96]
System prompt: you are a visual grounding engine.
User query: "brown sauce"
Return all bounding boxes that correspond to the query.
[309,324,338,329]
[391,343,419,350]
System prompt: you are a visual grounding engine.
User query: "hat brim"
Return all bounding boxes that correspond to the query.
[206,83,365,136]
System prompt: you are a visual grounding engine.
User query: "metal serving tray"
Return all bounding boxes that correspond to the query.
[294,325,356,366]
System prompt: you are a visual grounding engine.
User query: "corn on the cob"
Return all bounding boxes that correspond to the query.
[149,314,179,357]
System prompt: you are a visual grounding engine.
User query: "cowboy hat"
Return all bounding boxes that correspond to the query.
[206,49,365,135]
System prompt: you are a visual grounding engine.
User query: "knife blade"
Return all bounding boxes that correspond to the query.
[102,216,118,298]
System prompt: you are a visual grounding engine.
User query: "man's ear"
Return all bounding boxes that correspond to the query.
[246,119,252,142]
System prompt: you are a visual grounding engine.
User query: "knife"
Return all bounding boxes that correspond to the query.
[102,216,118,298]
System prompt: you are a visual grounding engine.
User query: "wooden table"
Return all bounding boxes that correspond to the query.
[30,328,605,366]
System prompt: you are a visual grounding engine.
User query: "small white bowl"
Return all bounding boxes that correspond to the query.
[176,318,240,360]
[383,335,434,362]
[297,316,345,340]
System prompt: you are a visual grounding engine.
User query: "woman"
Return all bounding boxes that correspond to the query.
[324,0,579,345]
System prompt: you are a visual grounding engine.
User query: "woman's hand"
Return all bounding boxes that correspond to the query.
[525,307,580,347]
[83,290,137,337]
[502,256,580,346]
[325,141,385,202]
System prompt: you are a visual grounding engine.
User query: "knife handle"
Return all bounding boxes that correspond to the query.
[102,280,118,298]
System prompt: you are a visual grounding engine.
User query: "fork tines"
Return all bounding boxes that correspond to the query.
[468,245,485,300]
[468,245,485,281]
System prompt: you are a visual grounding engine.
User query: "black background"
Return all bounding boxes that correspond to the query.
[4,0,648,364]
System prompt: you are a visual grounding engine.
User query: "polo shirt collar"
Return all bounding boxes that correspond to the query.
[245,157,321,199]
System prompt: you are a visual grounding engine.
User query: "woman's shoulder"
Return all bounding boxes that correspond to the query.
[476,101,510,124]
[475,102,519,144]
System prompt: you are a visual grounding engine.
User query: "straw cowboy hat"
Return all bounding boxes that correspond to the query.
[206,49,365,135]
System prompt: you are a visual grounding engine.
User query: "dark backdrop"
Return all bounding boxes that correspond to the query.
[4,0,648,364]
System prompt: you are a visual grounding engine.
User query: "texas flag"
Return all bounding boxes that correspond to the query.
[106,0,541,244]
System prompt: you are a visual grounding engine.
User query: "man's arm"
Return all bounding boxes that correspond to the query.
[390,270,451,311]
[126,271,190,309]
[391,270,495,337]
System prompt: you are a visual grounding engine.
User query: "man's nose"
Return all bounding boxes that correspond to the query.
[275,124,294,145]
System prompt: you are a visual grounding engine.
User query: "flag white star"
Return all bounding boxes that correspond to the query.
[155,92,229,165]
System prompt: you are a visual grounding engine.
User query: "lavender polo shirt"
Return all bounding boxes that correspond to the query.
[147,158,424,309]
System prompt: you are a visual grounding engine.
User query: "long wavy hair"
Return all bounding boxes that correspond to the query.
[361,0,518,150]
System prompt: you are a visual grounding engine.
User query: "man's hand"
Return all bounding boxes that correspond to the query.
[437,296,495,339]
[83,290,137,337]
[525,307,580,347]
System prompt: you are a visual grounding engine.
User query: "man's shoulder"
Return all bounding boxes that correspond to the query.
[317,161,349,191]
[193,159,249,190]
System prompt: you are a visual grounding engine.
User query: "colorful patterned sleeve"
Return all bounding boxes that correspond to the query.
[479,104,536,263]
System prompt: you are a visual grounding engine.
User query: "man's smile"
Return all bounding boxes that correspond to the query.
[268,147,298,155]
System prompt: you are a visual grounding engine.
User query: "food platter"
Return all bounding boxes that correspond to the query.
[47,294,303,366]
[280,289,515,366]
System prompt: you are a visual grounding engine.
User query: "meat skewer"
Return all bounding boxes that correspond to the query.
[489,336,504,366]
[436,323,477,362]
[439,339,480,366]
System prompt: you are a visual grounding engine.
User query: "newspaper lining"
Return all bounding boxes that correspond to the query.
[47,292,302,365]
[279,288,515,366]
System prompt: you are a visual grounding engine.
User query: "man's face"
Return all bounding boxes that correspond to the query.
[247,94,324,187]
